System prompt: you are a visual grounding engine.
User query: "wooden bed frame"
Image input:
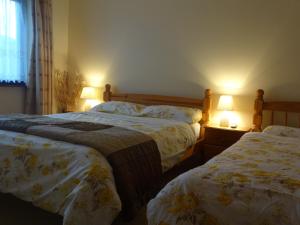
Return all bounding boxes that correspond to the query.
[253,89,300,131]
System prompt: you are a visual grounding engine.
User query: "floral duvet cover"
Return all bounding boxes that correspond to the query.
[147,129,300,225]
[0,111,198,225]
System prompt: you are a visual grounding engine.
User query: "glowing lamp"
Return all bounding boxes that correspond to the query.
[217,95,233,127]
[80,87,100,110]
[80,87,98,99]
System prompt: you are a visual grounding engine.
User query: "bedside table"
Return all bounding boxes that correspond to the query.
[201,126,249,162]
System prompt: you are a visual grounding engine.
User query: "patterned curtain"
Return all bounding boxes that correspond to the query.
[25,0,53,115]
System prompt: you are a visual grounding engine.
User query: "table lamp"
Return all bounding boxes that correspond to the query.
[80,87,99,110]
[217,95,233,127]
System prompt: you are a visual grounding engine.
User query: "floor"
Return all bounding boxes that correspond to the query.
[0,194,147,225]
[113,208,147,225]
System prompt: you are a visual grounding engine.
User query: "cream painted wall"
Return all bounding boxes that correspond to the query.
[52,0,69,112]
[0,87,25,114]
[53,0,69,71]
[67,0,300,127]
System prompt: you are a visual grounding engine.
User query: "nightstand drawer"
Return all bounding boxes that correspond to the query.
[204,127,246,147]
[202,144,226,161]
[200,126,249,163]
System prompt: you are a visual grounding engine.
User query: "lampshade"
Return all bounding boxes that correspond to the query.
[217,95,233,111]
[80,87,98,99]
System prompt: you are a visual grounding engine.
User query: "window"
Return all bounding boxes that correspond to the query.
[0,0,27,85]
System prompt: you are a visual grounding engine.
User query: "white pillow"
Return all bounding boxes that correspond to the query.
[90,101,145,116]
[263,125,300,138]
[141,105,202,124]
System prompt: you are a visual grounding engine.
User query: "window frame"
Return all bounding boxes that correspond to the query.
[0,0,28,87]
[0,80,26,87]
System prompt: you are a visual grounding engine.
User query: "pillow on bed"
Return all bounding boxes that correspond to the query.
[263,125,300,138]
[90,101,145,116]
[141,105,202,124]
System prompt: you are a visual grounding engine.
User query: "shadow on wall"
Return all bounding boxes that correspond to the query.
[107,52,211,99]
[246,10,300,100]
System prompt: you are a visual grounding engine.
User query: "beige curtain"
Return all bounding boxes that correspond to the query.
[26,0,53,115]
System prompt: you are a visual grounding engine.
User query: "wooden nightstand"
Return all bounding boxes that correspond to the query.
[201,126,249,162]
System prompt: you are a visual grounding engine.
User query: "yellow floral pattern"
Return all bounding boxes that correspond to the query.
[264,125,300,138]
[0,130,121,225]
[141,105,202,124]
[91,101,145,116]
[147,129,300,225]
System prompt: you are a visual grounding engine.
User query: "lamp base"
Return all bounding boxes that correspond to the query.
[230,124,238,129]
[219,117,229,127]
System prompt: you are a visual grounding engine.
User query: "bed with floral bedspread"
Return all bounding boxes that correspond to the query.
[0,109,199,225]
[147,126,300,225]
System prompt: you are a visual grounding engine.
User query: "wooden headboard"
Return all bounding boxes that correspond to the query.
[103,84,211,129]
[253,89,300,131]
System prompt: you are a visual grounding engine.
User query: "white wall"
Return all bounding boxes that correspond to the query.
[0,87,25,114]
[53,0,69,71]
[68,0,300,128]
[52,0,69,112]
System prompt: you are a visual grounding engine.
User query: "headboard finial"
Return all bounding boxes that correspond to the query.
[103,84,112,102]
[200,89,212,136]
[205,89,212,98]
[257,89,264,98]
[253,89,265,132]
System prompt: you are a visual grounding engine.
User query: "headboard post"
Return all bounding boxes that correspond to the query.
[253,89,264,131]
[103,84,112,102]
[200,89,212,137]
